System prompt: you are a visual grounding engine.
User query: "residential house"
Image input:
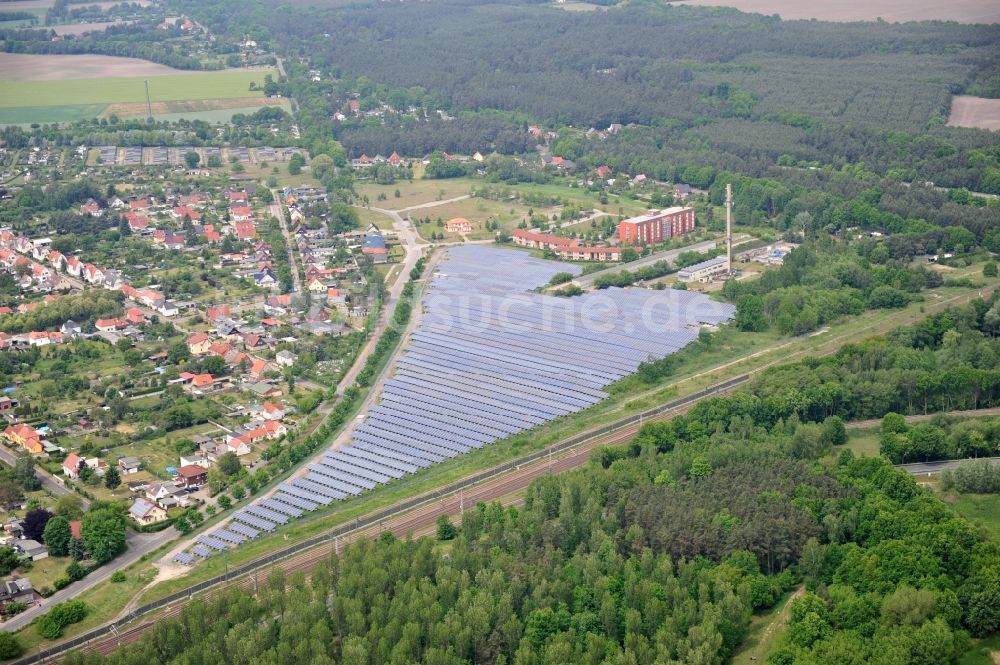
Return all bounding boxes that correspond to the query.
[0,579,35,607]
[259,401,286,420]
[128,498,167,525]
[60,320,82,337]
[234,221,256,239]
[275,350,296,368]
[118,456,141,475]
[95,318,127,333]
[253,268,278,287]
[176,465,208,489]
[62,453,84,480]
[14,539,47,561]
[187,332,212,355]
[4,424,42,454]
[445,218,473,233]
[126,308,146,325]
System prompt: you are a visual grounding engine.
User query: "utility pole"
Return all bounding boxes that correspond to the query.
[725,183,733,274]
[144,80,153,122]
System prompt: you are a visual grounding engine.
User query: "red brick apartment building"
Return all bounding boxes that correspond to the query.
[617,207,695,244]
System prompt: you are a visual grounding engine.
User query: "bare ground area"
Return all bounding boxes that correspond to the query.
[99,97,288,118]
[671,0,1000,23]
[0,53,202,81]
[948,96,1000,131]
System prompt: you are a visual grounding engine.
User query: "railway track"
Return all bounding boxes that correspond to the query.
[26,376,746,664]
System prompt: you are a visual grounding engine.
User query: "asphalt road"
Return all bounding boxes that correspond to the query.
[898,456,1000,476]
[848,407,1000,430]
[0,447,75,501]
[2,526,177,632]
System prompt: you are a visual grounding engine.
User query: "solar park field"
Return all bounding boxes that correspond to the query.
[0,54,280,125]
[174,246,736,564]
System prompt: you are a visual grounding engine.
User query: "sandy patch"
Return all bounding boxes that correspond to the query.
[0,53,204,81]
[670,0,1000,24]
[100,97,288,118]
[948,96,1000,132]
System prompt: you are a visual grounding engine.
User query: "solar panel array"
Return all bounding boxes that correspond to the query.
[180,246,734,563]
[98,146,118,163]
[123,147,142,165]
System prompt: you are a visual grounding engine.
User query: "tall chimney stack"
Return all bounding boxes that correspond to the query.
[725,183,733,274]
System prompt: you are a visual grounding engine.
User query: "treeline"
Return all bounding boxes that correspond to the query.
[0,23,219,70]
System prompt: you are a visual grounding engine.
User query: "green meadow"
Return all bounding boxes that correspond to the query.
[0,69,275,108]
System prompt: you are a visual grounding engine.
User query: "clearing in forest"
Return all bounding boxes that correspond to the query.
[948,96,1000,132]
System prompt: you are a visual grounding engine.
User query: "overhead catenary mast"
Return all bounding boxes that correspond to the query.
[725,182,733,274]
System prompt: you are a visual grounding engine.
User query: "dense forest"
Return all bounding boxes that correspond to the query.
[59,299,1000,664]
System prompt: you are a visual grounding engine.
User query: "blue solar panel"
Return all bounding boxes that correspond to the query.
[340,444,421,474]
[245,504,289,524]
[198,535,229,551]
[324,453,396,482]
[233,511,276,532]
[278,483,333,505]
[293,477,348,500]
[273,491,319,512]
[305,471,362,496]
[192,545,212,558]
[308,464,373,490]
[260,498,303,518]
[174,552,195,565]
[229,522,260,539]
[327,451,404,479]
[213,529,245,545]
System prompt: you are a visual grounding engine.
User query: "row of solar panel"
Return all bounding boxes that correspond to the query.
[177,246,734,565]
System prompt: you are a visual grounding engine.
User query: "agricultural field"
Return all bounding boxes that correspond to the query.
[670,0,1000,23]
[948,95,1000,131]
[0,55,277,125]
